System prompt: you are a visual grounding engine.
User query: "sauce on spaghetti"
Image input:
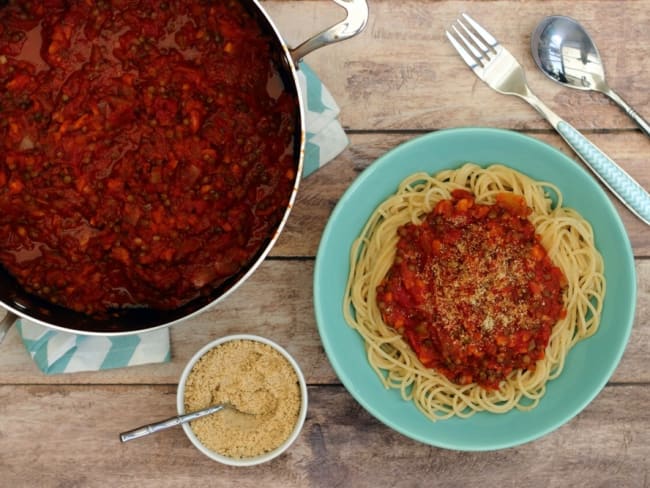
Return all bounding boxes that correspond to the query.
[376,189,567,390]
[0,1,298,315]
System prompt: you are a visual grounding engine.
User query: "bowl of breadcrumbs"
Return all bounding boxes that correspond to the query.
[177,334,308,466]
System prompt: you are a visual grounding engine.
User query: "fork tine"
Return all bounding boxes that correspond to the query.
[445,30,478,69]
[456,19,489,54]
[451,24,483,61]
[461,13,498,48]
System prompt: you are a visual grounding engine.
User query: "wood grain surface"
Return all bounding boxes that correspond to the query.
[1,385,648,488]
[0,1,648,487]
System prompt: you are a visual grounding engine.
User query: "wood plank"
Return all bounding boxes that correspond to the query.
[0,384,647,488]
[263,1,650,132]
[274,132,649,258]
[0,259,647,385]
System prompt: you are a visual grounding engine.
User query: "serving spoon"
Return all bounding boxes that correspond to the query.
[531,15,650,137]
[119,404,226,442]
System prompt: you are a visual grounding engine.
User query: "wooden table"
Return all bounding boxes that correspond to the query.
[1,1,648,486]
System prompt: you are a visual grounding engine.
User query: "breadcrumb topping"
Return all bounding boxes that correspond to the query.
[184,340,301,459]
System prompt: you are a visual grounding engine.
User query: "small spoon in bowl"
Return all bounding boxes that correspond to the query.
[531,15,650,137]
[119,390,274,443]
[120,404,227,442]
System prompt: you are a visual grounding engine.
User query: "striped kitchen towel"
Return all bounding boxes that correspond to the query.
[17,62,348,374]
[16,320,171,374]
[298,62,349,176]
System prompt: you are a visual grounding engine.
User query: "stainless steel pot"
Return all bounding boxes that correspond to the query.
[0,0,368,340]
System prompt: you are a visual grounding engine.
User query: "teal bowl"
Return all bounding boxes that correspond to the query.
[313,127,636,451]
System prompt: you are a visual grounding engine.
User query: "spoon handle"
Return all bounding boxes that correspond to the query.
[522,92,650,225]
[603,88,650,138]
[555,121,650,224]
[119,404,225,443]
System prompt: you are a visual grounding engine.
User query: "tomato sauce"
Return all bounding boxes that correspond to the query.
[0,1,298,315]
[376,190,567,390]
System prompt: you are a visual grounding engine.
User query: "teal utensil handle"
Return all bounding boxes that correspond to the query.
[557,121,650,225]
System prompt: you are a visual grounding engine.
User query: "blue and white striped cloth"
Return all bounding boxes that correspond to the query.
[17,320,171,374]
[298,63,349,175]
[18,62,348,374]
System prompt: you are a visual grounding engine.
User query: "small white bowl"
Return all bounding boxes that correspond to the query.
[176,334,308,466]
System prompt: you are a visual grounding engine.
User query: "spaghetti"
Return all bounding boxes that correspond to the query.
[344,163,605,420]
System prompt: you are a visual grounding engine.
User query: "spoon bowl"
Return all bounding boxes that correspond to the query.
[531,15,650,136]
[531,15,606,90]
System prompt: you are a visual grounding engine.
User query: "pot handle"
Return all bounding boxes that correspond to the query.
[0,310,17,344]
[290,0,368,65]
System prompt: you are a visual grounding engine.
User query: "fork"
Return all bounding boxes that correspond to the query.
[446,13,650,226]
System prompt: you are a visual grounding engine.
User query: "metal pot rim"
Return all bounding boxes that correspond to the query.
[0,0,368,339]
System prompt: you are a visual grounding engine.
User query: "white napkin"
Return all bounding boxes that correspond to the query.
[17,62,348,374]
